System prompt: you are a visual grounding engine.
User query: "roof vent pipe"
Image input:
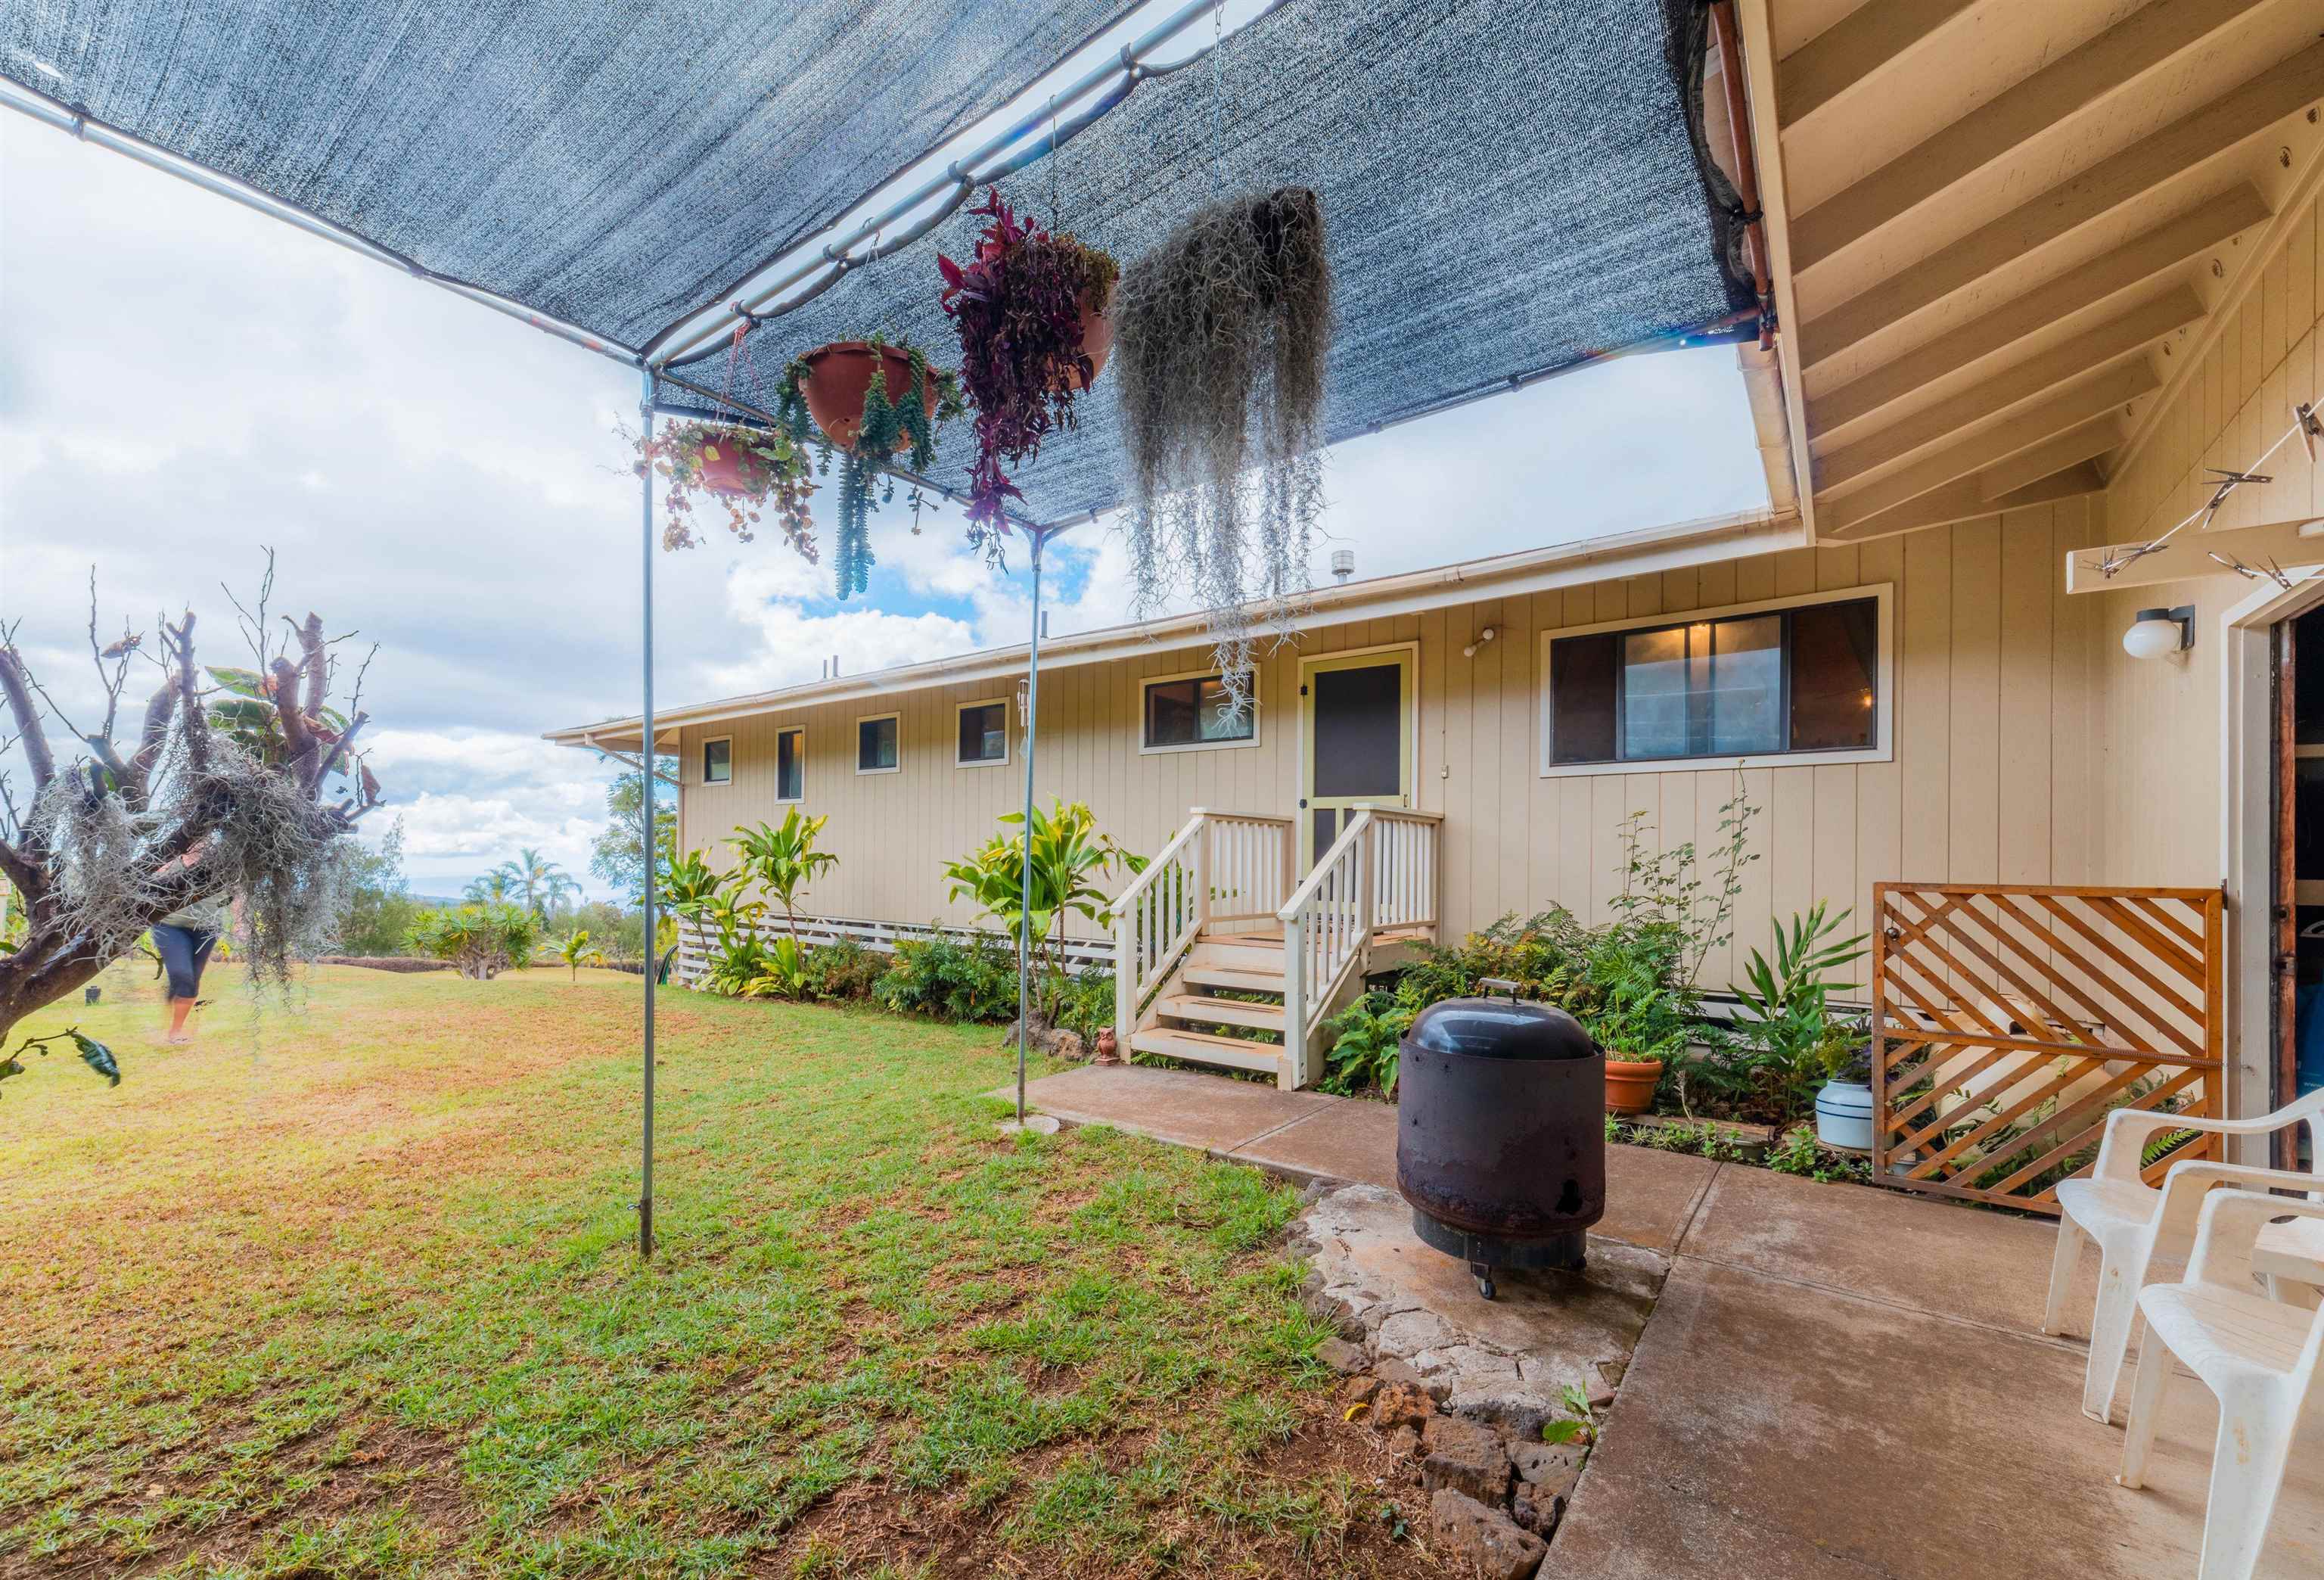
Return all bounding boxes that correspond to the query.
[1331,549,1356,582]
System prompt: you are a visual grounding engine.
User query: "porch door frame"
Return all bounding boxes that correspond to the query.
[2223,569,2324,1165]
[1297,641,1419,870]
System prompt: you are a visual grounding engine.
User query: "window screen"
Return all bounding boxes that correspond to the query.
[856,716,898,771]
[958,702,1006,763]
[775,728,803,800]
[702,738,732,784]
[1143,675,1254,748]
[1549,597,1878,767]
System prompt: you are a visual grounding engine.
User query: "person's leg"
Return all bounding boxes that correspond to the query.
[152,925,201,1043]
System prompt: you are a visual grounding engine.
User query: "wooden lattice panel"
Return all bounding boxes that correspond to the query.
[1869,882,2225,1214]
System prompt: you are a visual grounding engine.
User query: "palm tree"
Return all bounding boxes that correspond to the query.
[504,848,575,920]
[463,868,516,906]
[557,928,604,983]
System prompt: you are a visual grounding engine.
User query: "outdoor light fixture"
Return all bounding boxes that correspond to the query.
[1330,549,1356,582]
[2122,605,2195,661]
[1464,626,1498,658]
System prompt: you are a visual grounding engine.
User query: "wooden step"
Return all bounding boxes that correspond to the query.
[1179,963,1287,995]
[1129,1027,1285,1077]
[1158,994,1287,1032]
[1189,938,1287,971]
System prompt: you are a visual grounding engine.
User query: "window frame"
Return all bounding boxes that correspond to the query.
[772,725,806,804]
[700,734,734,787]
[854,711,903,776]
[953,698,1011,769]
[1138,667,1262,756]
[1536,583,1894,779]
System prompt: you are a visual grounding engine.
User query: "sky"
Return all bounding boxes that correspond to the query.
[0,107,1769,900]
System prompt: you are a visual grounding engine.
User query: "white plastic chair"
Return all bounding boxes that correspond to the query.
[2041,1090,2324,1423]
[2117,1189,2324,1580]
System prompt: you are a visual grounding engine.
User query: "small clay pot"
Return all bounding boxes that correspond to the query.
[694,431,772,496]
[1602,1057,1664,1116]
[796,342,944,451]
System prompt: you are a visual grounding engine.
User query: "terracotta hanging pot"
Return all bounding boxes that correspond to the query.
[694,431,772,497]
[796,342,943,451]
[1060,281,1117,393]
[1602,1056,1664,1116]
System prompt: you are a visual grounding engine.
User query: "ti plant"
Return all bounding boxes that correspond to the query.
[941,799,1143,1022]
[1730,900,1869,1093]
[732,810,838,938]
[2,1025,120,1096]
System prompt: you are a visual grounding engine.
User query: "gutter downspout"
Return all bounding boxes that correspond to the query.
[1707,0,1773,350]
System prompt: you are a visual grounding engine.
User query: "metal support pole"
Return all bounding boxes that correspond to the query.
[1016,527,1049,1125]
[638,369,658,1258]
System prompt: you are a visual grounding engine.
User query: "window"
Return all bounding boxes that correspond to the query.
[1543,591,1885,771]
[1142,673,1257,751]
[775,726,804,801]
[956,700,1008,767]
[701,736,732,785]
[856,712,899,773]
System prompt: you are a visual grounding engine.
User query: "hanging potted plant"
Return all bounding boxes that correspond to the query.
[778,334,962,599]
[937,188,1120,555]
[1114,186,1331,717]
[634,418,816,555]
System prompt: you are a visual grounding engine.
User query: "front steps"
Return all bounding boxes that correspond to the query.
[1129,933,1293,1079]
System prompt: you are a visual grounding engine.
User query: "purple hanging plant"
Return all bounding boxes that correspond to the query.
[938,188,1120,558]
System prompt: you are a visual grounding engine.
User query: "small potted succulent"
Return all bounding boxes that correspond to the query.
[635,418,815,554]
[778,334,962,599]
[938,188,1120,555]
[1811,1017,1876,1150]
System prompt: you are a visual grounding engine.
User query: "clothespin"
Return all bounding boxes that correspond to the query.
[2298,401,2323,465]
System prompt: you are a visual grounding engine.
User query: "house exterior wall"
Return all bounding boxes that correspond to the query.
[673,503,2109,988]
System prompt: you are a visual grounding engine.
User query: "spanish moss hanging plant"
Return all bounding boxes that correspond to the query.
[634,419,816,554]
[938,188,1120,558]
[1113,188,1331,715]
[778,335,963,599]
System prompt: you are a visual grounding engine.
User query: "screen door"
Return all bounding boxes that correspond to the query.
[1301,650,1415,864]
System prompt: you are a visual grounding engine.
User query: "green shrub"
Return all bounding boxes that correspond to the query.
[875,932,1020,1022]
[1320,988,1412,1098]
[1052,965,1118,1045]
[808,938,884,1003]
[402,904,542,980]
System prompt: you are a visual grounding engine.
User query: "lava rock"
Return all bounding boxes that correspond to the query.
[1316,1337,1368,1375]
[1429,1488,1547,1580]
[1512,1479,1565,1536]
[1508,1438,1586,1497]
[1421,1414,1512,1507]
[1374,1357,1449,1402]
[1371,1381,1436,1431]
[1340,1374,1382,1410]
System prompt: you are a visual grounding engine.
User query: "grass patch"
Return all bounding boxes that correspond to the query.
[0,960,1420,1575]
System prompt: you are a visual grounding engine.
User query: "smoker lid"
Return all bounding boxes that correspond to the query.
[1403,997,1600,1061]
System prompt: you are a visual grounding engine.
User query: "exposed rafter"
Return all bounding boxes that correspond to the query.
[1819,462,2108,544]
[1791,0,2261,270]
[1775,0,1975,127]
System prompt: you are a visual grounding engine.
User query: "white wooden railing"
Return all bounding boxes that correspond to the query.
[1112,809,1295,1037]
[1279,805,1443,1085]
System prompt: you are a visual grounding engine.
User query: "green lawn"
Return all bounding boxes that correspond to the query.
[1,961,1426,1577]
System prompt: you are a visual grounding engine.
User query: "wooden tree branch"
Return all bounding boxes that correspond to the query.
[0,645,55,792]
[269,656,319,788]
[296,614,326,725]
[169,614,208,774]
[123,680,177,813]
[313,712,368,789]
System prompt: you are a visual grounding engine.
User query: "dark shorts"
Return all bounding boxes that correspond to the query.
[151,923,219,1000]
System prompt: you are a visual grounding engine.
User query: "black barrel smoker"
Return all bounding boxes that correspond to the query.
[1395,997,1605,1299]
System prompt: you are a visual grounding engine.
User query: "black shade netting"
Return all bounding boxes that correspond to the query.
[1,0,1137,350]
[657,0,1751,525]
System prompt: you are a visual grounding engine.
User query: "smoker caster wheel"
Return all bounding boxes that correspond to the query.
[1472,1264,1497,1301]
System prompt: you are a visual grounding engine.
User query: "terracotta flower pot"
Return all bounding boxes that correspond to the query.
[1060,281,1117,393]
[797,341,943,451]
[1602,1056,1664,1115]
[694,432,772,497]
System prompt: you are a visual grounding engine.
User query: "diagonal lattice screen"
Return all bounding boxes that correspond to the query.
[0,0,1136,350]
[656,0,1748,525]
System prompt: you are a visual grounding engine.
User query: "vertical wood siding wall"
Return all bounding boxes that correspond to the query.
[676,507,2106,988]
[2089,181,2324,891]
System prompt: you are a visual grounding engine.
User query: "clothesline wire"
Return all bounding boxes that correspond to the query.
[2085,393,2323,578]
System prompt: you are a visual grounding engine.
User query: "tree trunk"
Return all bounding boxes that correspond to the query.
[0,928,113,1046]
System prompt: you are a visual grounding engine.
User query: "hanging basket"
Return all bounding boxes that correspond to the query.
[694,431,774,497]
[1060,281,1117,393]
[796,342,945,452]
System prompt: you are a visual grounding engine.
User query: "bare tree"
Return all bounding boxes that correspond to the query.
[0,561,385,1071]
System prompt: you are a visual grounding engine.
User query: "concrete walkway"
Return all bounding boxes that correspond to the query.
[1016,1065,2324,1579]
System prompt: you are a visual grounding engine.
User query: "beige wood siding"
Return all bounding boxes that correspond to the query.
[675,507,2110,986]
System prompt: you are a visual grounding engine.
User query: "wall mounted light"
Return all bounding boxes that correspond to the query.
[1463,625,1499,659]
[2122,605,2195,661]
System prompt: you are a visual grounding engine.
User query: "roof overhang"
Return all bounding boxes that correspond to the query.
[545,505,1804,750]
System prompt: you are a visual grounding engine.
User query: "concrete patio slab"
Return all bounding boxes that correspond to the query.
[1006,1064,1334,1155]
[1547,1258,2324,1579]
[1223,1094,1398,1188]
[1678,1156,2086,1333]
[1595,1146,1719,1255]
